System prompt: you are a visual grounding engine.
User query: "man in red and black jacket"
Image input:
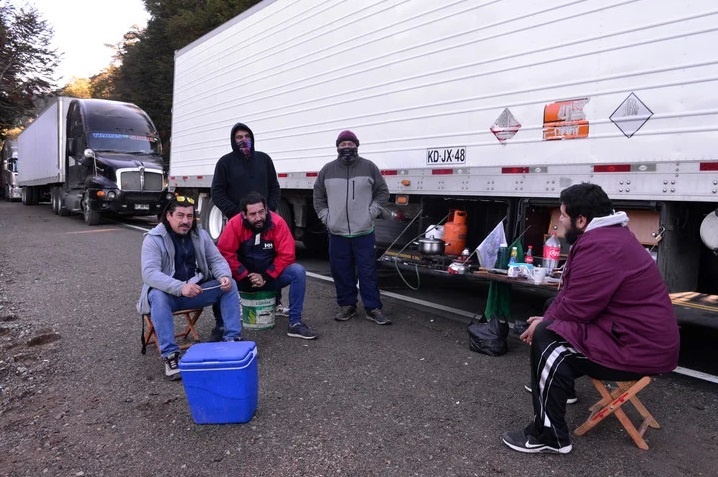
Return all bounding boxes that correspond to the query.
[218,192,317,340]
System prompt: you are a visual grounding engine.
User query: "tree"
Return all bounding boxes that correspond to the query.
[58,77,92,98]
[109,0,261,160]
[0,2,58,140]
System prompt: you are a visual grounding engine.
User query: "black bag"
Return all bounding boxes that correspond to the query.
[468,319,509,357]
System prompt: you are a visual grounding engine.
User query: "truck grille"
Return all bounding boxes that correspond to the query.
[118,170,164,192]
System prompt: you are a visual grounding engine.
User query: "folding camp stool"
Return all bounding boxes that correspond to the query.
[141,308,203,355]
[574,376,660,450]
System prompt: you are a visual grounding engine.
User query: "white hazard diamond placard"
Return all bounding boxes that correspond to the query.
[490,108,521,143]
[610,93,653,138]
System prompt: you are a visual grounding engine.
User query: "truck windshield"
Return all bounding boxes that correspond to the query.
[87,132,161,154]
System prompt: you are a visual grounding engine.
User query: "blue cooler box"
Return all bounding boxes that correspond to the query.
[179,341,258,424]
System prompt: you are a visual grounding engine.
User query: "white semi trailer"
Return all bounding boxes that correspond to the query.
[168,0,718,303]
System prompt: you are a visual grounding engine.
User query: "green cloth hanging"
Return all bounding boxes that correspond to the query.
[483,238,524,322]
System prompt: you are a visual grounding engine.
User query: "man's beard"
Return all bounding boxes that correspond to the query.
[565,221,582,245]
[252,220,265,231]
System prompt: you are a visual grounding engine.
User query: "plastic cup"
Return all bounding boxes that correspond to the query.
[532,267,549,285]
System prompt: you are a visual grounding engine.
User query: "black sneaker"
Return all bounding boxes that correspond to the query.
[501,429,572,454]
[209,326,224,342]
[523,384,578,404]
[366,308,392,325]
[335,305,357,321]
[287,322,318,340]
[163,352,181,381]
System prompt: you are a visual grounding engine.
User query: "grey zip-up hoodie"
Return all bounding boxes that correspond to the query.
[313,154,389,237]
[136,223,231,314]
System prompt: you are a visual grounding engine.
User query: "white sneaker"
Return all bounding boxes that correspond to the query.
[164,352,181,381]
[275,304,290,317]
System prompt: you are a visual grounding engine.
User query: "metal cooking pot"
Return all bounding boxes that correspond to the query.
[414,238,450,255]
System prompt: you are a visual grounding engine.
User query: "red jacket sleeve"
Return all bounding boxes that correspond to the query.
[264,212,295,279]
[217,215,250,282]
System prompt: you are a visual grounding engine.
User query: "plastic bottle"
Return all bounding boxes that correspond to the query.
[525,245,534,264]
[509,246,518,264]
[543,231,561,270]
[460,247,470,263]
[495,244,508,269]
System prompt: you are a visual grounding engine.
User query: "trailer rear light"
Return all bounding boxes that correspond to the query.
[381,170,398,175]
[306,172,318,177]
[699,162,718,171]
[431,169,453,175]
[278,173,288,178]
[593,164,630,173]
[396,195,409,205]
[501,167,529,174]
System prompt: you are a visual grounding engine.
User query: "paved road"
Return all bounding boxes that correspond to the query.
[1,201,717,476]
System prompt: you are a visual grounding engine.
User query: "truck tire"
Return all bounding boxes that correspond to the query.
[21,186,38,205]
[276,200,294,235]
[51,187,60,214]
[82,193,102,225]
[200,198,226,242]
[302,226,329,254]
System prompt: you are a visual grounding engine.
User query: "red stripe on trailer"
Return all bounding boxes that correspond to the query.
[501,167,529,174]
[278,173,288,178]
[381,170,398,175]
[431,169,453,175]
[594,164,630,173]
[306,172,318,177]
[699,162,718,171]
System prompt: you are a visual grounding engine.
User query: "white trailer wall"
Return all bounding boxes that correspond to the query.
[170,0,718,177]
[18,98,70,186]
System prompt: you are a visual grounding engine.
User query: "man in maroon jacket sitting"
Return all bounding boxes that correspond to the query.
[218,192,317,340]
[501,183,679,454]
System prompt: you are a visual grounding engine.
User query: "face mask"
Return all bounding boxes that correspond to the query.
[338,147,357,162]
[236,137,252,156]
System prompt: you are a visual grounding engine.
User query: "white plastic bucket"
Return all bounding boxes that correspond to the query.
[239,291,275,330]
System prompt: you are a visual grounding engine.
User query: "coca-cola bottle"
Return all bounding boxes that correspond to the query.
[543,231,561,270]
[525,245,534,265]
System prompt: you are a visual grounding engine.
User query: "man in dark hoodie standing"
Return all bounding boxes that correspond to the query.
[210,123,282,338]
[313,130,391,325]
[211,123,280,217]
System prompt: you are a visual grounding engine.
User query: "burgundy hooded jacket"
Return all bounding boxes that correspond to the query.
[545,213,679,375]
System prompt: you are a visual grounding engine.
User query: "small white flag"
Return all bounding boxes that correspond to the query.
[476,221,507,268]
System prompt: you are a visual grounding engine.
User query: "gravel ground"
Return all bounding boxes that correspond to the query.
[1,201,718,477]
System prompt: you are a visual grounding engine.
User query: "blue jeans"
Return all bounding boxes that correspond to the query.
[328,232,382,310]
[236,263,306,325]
[148,279,242,357]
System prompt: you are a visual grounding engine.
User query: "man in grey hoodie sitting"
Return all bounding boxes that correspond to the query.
[137,196,242,380]
[313,130,391,325]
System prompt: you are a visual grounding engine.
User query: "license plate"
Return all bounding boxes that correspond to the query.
[135,204,150,211]
[426,147,466,166]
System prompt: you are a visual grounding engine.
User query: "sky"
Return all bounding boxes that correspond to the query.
[24,0,150,85]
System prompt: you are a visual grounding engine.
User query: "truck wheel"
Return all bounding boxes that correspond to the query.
[302,226,329,254]
[200,198,226,241]
[276,200,294,235]
[51,187,60,214]
[21,187,37,205]
[82,193,102,225]
[58,189,70,216]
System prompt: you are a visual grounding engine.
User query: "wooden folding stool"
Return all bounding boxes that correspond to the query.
[574,376,660,450]
[141,308,204,354]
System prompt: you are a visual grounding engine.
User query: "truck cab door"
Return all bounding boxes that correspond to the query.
[66,104,89,189]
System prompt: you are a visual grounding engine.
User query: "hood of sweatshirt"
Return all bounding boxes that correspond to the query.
[230,122,255,158]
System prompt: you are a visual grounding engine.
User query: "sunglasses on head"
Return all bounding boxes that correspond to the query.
[174,195,195,205]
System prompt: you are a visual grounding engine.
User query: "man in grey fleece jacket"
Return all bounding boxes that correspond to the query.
[313,130,391,324]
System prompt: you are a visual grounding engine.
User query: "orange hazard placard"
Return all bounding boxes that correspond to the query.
[543,98,590,140]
